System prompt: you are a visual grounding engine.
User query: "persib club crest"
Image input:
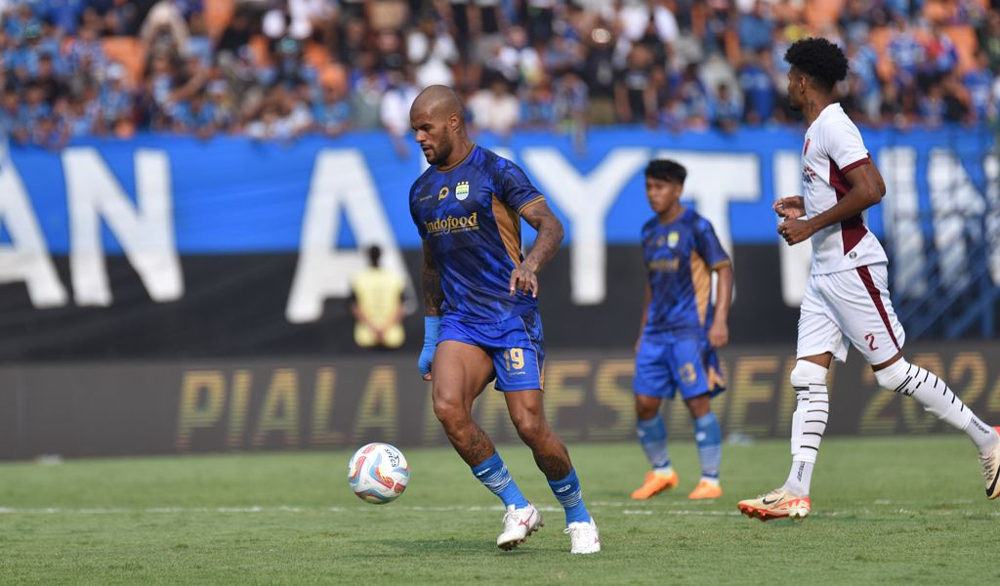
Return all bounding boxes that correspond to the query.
[456,181,470,201]
[667,231,679,248]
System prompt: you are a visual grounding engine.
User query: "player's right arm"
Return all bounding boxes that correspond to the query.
[419,240,444,381]
[780,120,884,245]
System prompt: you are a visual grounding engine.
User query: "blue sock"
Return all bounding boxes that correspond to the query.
[547,468,591,525]
[694,412,722,480]
[637,414,671,470]
[471,452,529,509]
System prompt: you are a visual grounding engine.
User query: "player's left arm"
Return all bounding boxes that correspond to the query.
[511,199,565,297]
[696,219,734,348]
[708,263,733,348]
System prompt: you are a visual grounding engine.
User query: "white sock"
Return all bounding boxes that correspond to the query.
[784,361,828,496]
[783,460,814,496]
[876,360,998,452]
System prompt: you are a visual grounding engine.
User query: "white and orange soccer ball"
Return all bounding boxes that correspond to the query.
[347,442,410,504]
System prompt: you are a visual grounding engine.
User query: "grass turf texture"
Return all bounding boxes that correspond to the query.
[1,436,998,585]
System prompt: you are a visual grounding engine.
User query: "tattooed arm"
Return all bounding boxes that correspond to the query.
[509,200,564,297]
[422,239,445,316]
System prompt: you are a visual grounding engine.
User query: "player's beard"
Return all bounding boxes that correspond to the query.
[788,91,803,111]
[428,136,452,166]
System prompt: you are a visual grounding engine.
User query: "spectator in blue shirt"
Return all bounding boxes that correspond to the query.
[312,84,353,137]
[0,89,25,144]
[63,95,98,137]
[66,24,106,73]
[172,90,216,138]
[19,83,52,129]
[710,82,741,133]
[963,51,994,122]
[5,4,40,42]
[37,0,86,35]
[738,49,775,124]
[521,78,557,129]
[96,64,134,134]
[677,64,710,130]
[738,1,773,52]
[918,81,946,126]
[922,23,958,82]
[888,16,924,88]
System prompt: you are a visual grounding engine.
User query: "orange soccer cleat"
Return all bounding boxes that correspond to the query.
[687,479,723,500]
[631,470,679,500]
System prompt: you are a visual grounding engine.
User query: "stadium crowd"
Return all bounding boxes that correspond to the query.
[1,0,999,149]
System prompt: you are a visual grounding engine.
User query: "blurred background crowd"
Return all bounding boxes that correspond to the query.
[2,0,999,149]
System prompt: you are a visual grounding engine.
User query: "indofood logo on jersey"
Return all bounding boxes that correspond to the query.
[425,212,479,235]
[648,258,680,272]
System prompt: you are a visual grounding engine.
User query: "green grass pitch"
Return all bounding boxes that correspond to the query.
[1,436,998,585]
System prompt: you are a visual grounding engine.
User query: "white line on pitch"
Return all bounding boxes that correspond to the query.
[0,502,995,517]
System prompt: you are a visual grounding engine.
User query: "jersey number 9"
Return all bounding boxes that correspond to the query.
[504,348,525,371]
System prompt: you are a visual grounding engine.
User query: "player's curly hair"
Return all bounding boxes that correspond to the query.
[784,37,849,92]
[645,159,687,184]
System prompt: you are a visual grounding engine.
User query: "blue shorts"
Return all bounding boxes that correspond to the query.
[634,333,726,401]
[437,311,545,391]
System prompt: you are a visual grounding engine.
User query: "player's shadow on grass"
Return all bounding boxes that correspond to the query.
[369,538,493,553]
[371,538,548,555]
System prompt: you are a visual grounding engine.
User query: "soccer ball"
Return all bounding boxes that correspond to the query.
[347,442,409,504]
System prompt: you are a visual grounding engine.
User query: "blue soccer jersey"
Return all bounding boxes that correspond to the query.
[410,145,544,323]
[641,208,731,336]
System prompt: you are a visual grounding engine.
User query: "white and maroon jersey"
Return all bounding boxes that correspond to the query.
[801,103,887,275]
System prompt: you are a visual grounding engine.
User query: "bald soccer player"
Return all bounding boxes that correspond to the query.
[408,86,600,554]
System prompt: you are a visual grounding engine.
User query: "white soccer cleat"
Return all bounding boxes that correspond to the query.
[981,426,1000,500]
[496,503,543,551]
[565,518,600,554]
[738,488,811,521]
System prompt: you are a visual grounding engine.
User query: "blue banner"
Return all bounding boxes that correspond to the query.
[4,126,995,254]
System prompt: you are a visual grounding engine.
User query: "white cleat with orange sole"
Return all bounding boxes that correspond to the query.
[737,488,811,521]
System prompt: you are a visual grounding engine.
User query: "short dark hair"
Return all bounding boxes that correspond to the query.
[784,37,848,92]
[367,245,382,267]
[645,159,687,184]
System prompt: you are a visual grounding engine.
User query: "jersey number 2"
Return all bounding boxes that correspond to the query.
[865,333,879,351]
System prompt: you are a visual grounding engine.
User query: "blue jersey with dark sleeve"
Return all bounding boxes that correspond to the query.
[410,145,545,323]
[642,208,731,336]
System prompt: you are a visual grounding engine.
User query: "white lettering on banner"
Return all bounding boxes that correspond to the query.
[63,148,183,306]
[773,151,812,306]
[0,161,68,307]
[928,149,986,290]
[287,150,415,323]
[879,147,926,298]
[986,152,1000,285]
[521,147,649,305]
